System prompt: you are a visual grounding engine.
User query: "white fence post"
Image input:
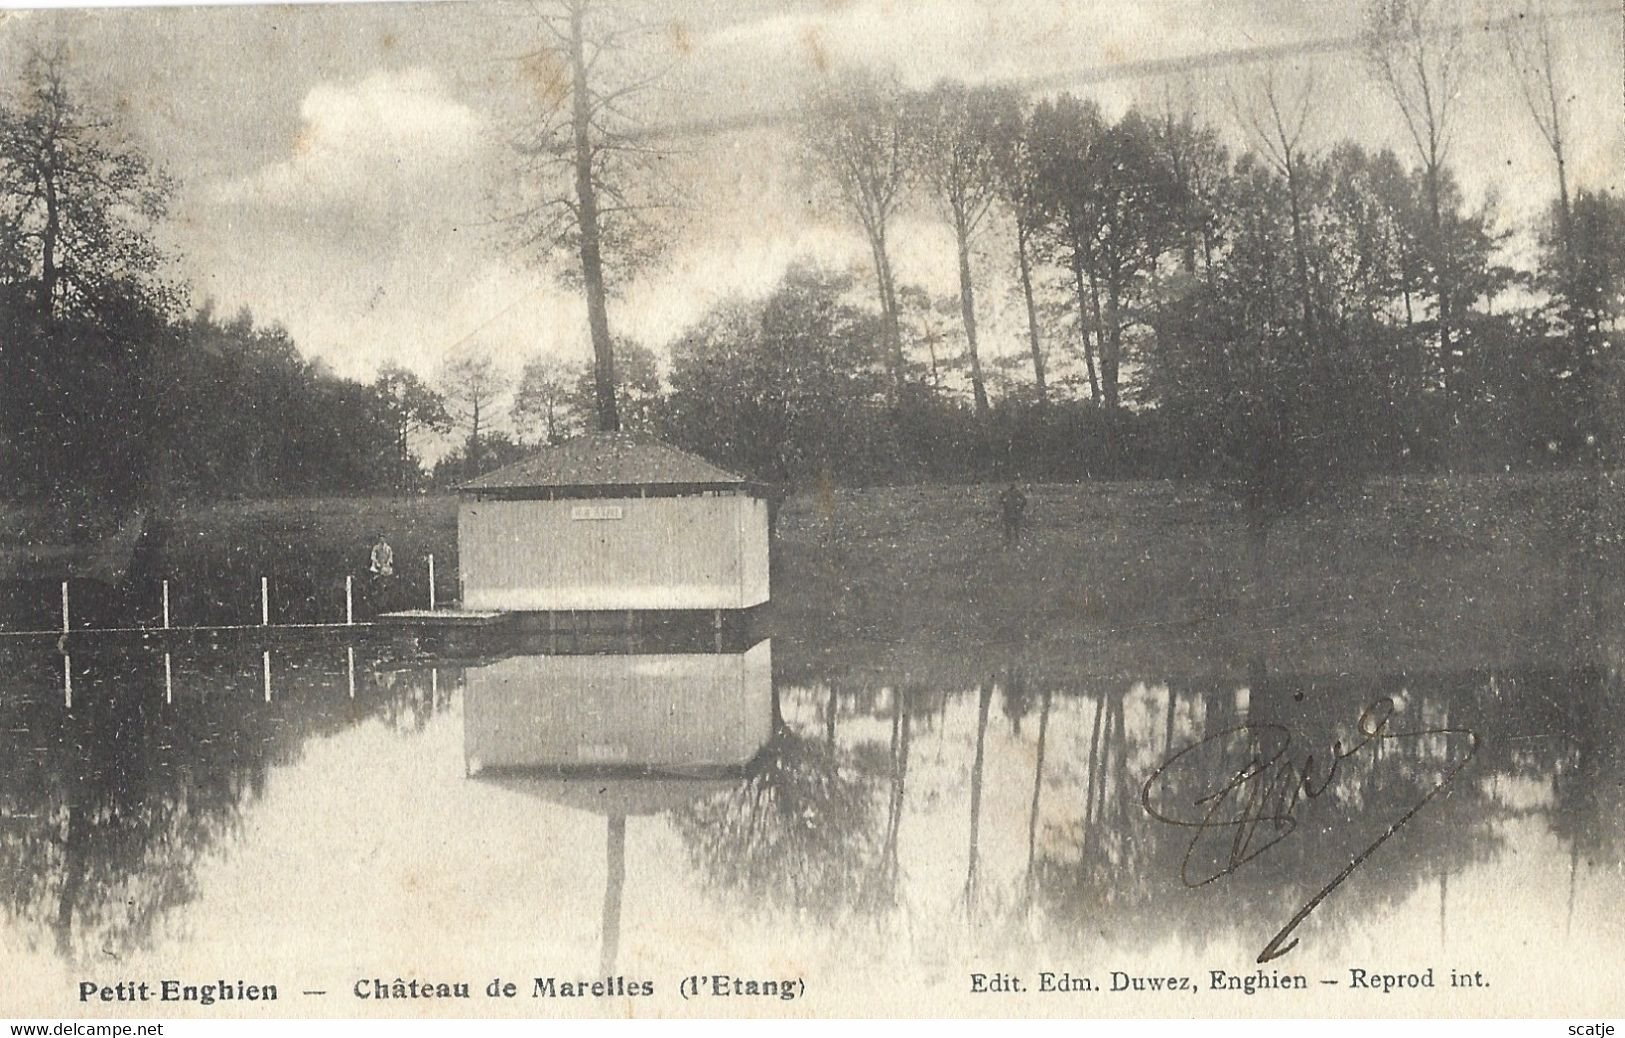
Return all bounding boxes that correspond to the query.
[260,577,269,626]
[428,554,436,612]
[61,581,69,634]
[162,580,171,629]
[345,575,354,626]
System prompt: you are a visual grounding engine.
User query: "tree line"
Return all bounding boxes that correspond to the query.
[4,1,1623,522]
[437,0,1625,503]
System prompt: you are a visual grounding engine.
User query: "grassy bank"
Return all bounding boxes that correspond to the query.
[3,473,1615,677]
[774,473,1613,677]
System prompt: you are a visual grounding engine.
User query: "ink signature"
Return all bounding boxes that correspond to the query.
[1140,697,1478,963]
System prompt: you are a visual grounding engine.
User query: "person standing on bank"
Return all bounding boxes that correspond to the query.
[368,532,395,613]
[998,483,1028,547]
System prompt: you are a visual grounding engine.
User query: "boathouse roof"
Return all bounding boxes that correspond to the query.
[460,432,757,496]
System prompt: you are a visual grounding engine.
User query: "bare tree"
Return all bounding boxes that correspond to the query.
[992,97,1051,403]
[1502,1,1579,323]
[802,72,914,399]
[438,352,509,475]
[508,0,673,433]
[910,83,1021,420]
[1229,63,1321,342]
[1365,0,1469,415]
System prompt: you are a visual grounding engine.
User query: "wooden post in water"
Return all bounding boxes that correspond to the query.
[347,646,356,699]
[428,554,436,612]
[345,575,354,626]
[164,653,173,705]
[162,580,171,629]
[63,655,71,708]
[262,651,272,702]
[60,581,68,634]
[260,577,269,626]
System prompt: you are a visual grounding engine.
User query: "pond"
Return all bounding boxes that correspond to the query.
[0,632,1620,1015]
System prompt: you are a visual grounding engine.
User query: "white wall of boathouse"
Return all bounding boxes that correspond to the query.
[457,492,769,612]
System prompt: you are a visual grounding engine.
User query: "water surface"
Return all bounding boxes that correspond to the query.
[1,635,1620,1015]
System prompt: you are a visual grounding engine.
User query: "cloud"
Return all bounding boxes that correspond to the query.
[177,67,526,383]
[208,68,486,218]
[141,0,1619,396]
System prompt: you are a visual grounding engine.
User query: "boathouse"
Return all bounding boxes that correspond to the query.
[457,433,769,613]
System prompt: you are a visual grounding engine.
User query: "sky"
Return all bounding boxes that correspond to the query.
[0,0,1621,404]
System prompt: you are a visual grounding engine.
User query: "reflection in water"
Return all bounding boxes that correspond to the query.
[463,640,777,973]
[0,644,455,965]
[462,641,773,775]
[672,711,887,923]
[0,638,1620,981]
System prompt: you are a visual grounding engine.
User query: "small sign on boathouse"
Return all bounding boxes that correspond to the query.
[457,433,770,612]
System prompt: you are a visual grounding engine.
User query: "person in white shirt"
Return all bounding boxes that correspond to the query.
[367,533,394,613]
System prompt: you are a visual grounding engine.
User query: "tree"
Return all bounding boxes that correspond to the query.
[1154,93,1230,284]
[1144,155,1365,532]
[438,353,509,477]
[1555,190,1625,459]
[511,354,576,445]
[508,0,672,433]
[373,364,450,493]
[895,284,964,393]
[909,82,1021,420]
[1365,0,1470,422]
[1229,64,1321,344]
[666,264,892,484]
[992,96,1052,403]
[430,431,531,489]
[1564,191,1625,338]
[0,47,177,508]
[162,307,401,497]
[566,338,664,435]
[802,72,914,398]
[1503,0,1601,447]
[1502,0,1578,320]
[1035,105,1182,412]
[0,47,172,327]
[1029,94,1109,403]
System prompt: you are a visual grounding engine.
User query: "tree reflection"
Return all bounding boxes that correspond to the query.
[1544,668,1625,929]
[0,644,452,963]
[372,662,461,733]
[600,814,625,975]
[1024,684,1054,890]
[672,704,888,923]
[1030,666,1518,958]
[670,672,926,923]
[963,681,992,908]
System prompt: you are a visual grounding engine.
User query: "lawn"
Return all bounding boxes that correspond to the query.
[4,472,1618,678]
[773,472,1617,677]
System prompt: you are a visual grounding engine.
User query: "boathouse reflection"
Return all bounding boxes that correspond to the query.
[461,639,777,972]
